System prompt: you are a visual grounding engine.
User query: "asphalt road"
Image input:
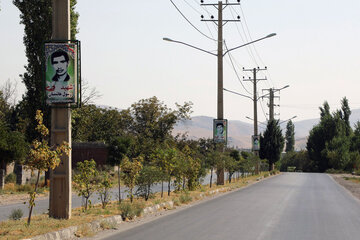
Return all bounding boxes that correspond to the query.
[0,173,221,222]
[101,173,360,240]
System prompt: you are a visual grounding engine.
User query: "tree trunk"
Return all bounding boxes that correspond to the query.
[27,170,40,225]
[168,178,171,196]
[210,168,213,188]
[182,177,185,190]
[130,188,133,203]
[118,166,122,203]
[229,173,232,183]
[161,181,164,198]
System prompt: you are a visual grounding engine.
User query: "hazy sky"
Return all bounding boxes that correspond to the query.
[1,0,360,124]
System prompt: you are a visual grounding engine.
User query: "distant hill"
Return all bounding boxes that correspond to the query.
[173,108,360,150]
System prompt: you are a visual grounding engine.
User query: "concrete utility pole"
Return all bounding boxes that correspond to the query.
[49,0,72,219]
[201,0,240,185]
[244,67,267,173]
[263,85,288,121]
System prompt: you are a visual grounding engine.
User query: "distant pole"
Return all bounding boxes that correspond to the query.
[244,67,267,174]
[49,0,72,219]
[269,88,274,121]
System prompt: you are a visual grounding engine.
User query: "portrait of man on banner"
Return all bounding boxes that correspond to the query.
[252,135,260,151]
[213,119,228,143]
[45,43,77,104]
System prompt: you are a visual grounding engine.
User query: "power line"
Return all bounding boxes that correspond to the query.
[229,6,258,66]
[183,0,217,40]
[170,0,217,41]
[224,41,252,95]
[238,4,276,88]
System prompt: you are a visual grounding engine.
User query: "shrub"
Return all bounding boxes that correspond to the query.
[118,201,144,220]
[5,173,16,184]
[172,198,180,206]
[17,184,33,193]
[264,173,269,178]
[118,202,136,220]
[179,191,192,204]
[9,209,23,220]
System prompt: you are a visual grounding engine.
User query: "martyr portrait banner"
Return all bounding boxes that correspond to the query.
[45,43,78,104]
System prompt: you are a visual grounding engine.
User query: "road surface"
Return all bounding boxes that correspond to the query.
[101,173,360,240]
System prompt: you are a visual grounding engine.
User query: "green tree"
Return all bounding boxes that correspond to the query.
[73,159,99,211]
[128,96,192,162]
[107,135,133,203]
[136,165,161,201]
[120,157,143,203]
[24,110,69,225]
[13,0,79,141]
[307,99,353,172]
[285,120,295,152]
[96,171,113,209]
[260,119,285,171]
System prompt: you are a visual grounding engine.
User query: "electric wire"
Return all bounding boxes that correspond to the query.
[228,6,258,66]
[259,94,269,121]
[224,41,252,95]
[183,0,217,41]
[238,4,276,88]
[170,0,217,41]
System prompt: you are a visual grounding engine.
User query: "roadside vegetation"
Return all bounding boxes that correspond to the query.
[279,98,360,175]
[0,171,274,240]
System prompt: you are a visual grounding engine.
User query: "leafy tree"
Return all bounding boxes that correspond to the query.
[260,119,285,171]
[285,120,295,152]
[120,157,143,203]
[107,135,133,203]
[73,159,99,211]
[307,99,353,172]
[227,149,242,183]
[128,96,192,162]
[280,150,314,172]
[136,165,161,201]
[24,110,69,225]
[0,122,27,171]
[13,0,79,141]
[96,171,113,209]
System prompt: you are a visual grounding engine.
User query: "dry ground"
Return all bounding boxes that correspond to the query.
[331,174,360,201]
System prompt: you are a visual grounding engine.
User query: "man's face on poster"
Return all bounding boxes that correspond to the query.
[217,124,224,135]
[52,55,69,77]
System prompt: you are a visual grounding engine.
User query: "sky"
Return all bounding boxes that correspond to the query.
[1,0,360,124]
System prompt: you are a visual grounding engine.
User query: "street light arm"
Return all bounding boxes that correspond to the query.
[279,115,297,125]
[223,33,276,56]
[224,88,253,100]
[163,38,217,56]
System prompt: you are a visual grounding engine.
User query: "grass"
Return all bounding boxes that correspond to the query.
[343,176,360,183]
[0,171,274,240]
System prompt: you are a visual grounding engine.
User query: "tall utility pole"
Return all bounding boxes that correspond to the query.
[263,86,288,121]
[243,67,267,173]
[201,0,240,185]
[49,0,72,219]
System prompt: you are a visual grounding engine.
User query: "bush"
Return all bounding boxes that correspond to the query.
[325,168,346,174]
[9,208,23,220]
[179,191,192,204]
[5,173,16,184]
[118,202,144,220]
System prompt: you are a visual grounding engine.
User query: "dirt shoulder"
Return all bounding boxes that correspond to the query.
[0,193,48,206]
[330,174,360,201]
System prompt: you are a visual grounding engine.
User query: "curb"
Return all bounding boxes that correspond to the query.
[23,175,275,240]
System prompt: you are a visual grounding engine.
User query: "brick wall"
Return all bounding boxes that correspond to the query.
[72,142,108,169]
